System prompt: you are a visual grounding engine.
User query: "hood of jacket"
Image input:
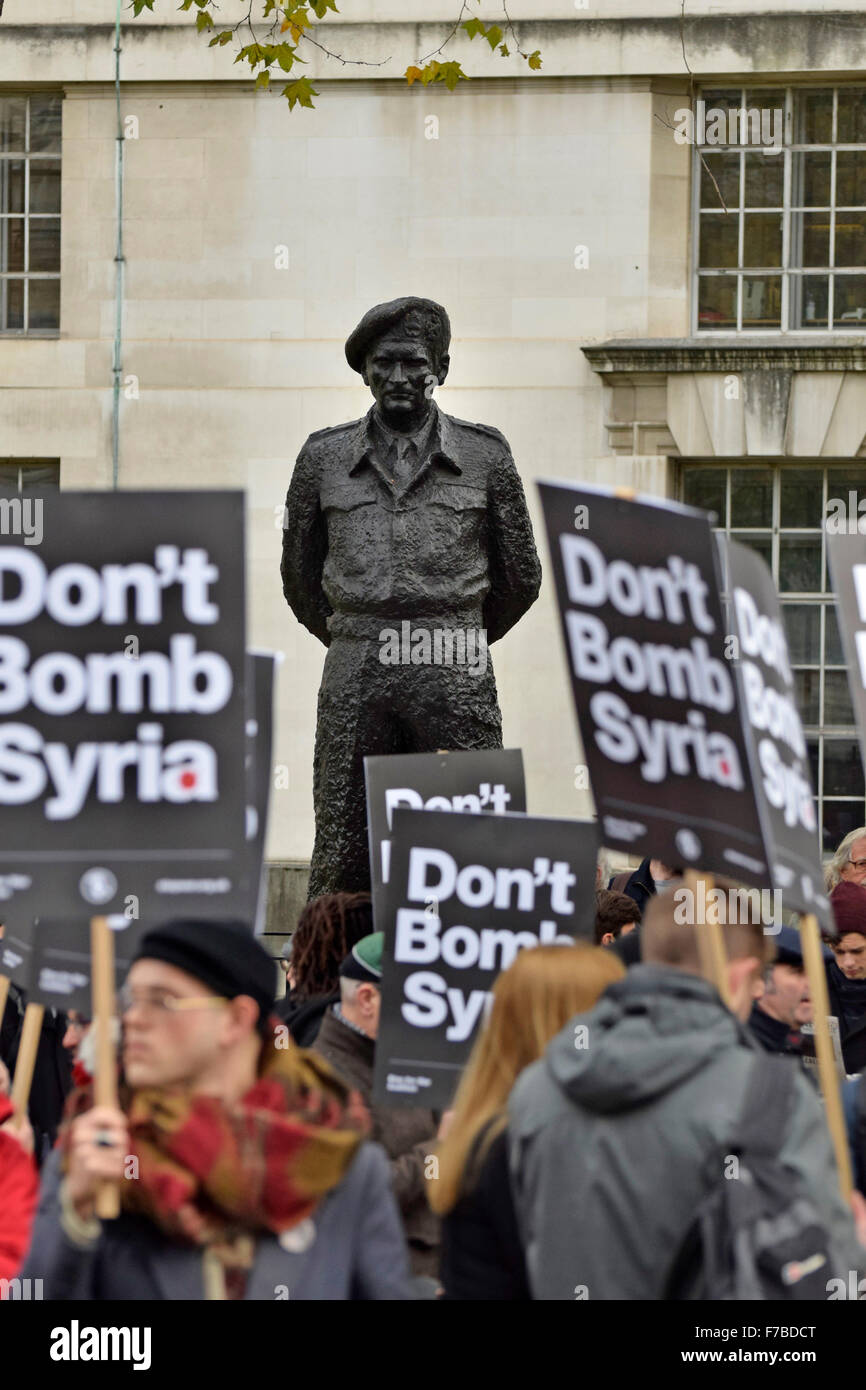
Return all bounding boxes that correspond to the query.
[545,964,752,1114]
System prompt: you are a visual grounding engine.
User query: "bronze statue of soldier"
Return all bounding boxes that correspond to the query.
[281,297,541,898]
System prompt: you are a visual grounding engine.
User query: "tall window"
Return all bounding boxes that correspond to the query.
[682,463,864,856]
[0,93,61,333]
[695,86,866,332]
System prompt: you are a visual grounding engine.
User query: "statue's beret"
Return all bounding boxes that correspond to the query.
[345,297,451,374]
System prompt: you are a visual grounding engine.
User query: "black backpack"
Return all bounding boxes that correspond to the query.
[665,1053,834,1300]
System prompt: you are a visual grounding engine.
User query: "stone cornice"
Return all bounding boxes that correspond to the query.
[3,12,866,85]
[583,338,866,376]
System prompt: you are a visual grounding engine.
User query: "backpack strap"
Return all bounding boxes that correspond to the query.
[737,1052,797,1156]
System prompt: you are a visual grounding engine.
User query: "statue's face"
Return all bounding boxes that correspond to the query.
[363,333,447,427]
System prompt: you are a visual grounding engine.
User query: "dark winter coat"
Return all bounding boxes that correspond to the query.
[276,990,338,1048]
[313,1006,440,1277]
[826,961,866,1074]
[747,1001,805,1058]
[619,858,657,917]
[440,1124,529,1301]
[6,1003,72,1164]
[21,1141,412,1300]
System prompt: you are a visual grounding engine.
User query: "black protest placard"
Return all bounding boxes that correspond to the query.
[0,923,32,988]
[0,492,248,930]
[538,480,769,884]
[722,538,830,927]
[246,652,276,935]
[27,918,143,1016]
[827,529,866,799]
[364,748,526,895]
[373,808,597,1109]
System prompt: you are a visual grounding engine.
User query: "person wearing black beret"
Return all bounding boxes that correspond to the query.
[281,295,542,898]
[21,919,413,1300]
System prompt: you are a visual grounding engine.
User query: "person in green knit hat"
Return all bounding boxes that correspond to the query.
[314,931,450,1284]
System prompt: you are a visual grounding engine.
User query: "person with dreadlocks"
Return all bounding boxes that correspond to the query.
[276,892,374,1047]
[21,919,412,1300]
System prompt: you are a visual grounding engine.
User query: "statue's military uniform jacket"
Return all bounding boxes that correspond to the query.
[280,402,541,898]
[281,404,541,645]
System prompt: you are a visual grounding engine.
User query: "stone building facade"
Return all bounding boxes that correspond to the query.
[2,2,865,935]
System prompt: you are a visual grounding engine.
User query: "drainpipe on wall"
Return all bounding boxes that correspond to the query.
[111,0,125,490]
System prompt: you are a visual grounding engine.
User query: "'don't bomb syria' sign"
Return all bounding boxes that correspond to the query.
[539,481,769,885]
[0,492,250,928]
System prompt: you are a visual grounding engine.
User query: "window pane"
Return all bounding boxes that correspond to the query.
[29,219,60,272]
[742,275,781,326]
[0,97,25,154]
[19,463,59,492]
[0,218,24,273]
[823,802,864,857]
[835,212,866,267]
[793,151,831,206]
[825,670,855,725]
[780,467,823,528]
[29,160,61,215]
[837,89,866,145]
[827,467,866,509]
[28,95,62,154]
[835,275,866,324]
[730,532,772,568]
[730,468,773,526]
[683,467,726,522]
[744,152,783,207]
[28,278,59,330]
[825,605,844,665]
[743,213,782,267]
[0,278,23,329]
[699,213,739,268]
[794,669,820,724]
[794,274,830,328]
[699,91,742,146]
[742,93,785,150]
[779,535,822,592]
[700,152,740,209]
[799,212,831,267]
[836,151,866,207]
[797,89,834,145]
[808,738,820,791]
[698,276,737,329]
[824,740,865,797]
[0,160,25,215]
[782,603,821,664]
[0,464,20,494]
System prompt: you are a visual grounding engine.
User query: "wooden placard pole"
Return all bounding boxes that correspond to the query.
[90,915,120,1220]
[10,1001,44,1130]
[0,973,9,1026]
[799,913,853,1201]
[685,870,731,1008]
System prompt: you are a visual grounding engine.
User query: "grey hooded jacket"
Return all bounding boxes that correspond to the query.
[508,965,864,1301]
[21,1140,413,1300]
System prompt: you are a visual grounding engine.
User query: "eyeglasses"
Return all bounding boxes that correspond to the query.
[118,985,229,1016]
[848,858,866,871]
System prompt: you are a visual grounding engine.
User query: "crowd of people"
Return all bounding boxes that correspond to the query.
[3,826,866,1299]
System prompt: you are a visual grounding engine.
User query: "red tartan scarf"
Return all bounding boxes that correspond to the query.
[60,1023,370,1247]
